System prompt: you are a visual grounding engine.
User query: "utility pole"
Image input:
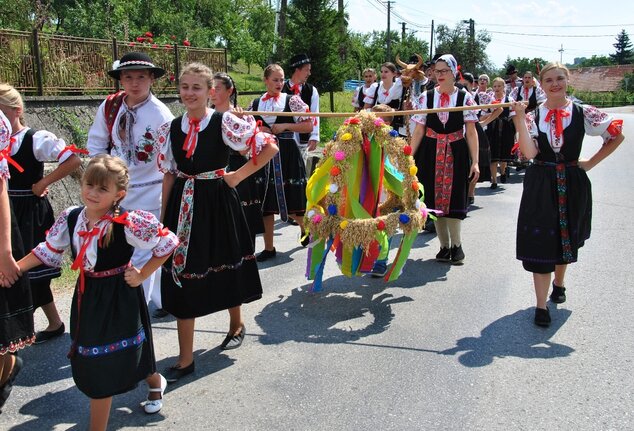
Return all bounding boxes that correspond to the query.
[385,1,394,62]
[430,19,434,60]
[400,22,406,42]
[462,19,475,72]
[559,44,564,63]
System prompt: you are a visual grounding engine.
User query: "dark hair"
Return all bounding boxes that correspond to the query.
[380,62,398,74]
[213,72,238,107]
[462,72,474,84]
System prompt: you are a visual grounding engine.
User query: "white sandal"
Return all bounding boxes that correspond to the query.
[142,373,167,414]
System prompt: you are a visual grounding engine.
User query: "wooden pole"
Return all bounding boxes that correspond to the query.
[244,102,515,118]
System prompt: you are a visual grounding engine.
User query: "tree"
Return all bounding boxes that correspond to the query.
[573,55,614,67]
[433,22,492,75]
[501,57,548,78]
[610,29,633,65]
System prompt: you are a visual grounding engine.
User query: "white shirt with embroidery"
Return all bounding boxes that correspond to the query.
[10,128,74,165]
[286,80,320,143]
[87,94,174,211]
[361,82,379,106]
[33,206,179,271]
[376,78,403,106]
[529,101,619,153]
[0,111,11,179]
[248,93,310,142]
[411,88,479,126]
[510,86,546,105]
[156,110,276,174]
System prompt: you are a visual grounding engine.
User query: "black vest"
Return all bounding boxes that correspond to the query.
[534,104,585,163]
[282,81,315,143]
[8,129,42,190]
[515,85,538,112]
[425,89,467,134]
[251,95,295,129]
[169,112,227,175]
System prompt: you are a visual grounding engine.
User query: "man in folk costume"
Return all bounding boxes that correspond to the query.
[87,52,174,317]
[505,64,522,97]
[283,53,320,162]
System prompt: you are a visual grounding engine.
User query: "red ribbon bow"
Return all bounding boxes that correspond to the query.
[182,117,201,159]
[246,120,262,165]
[290,83,301,95]
[157,226,170,237]
[1,137,24,173]
[439,93,450,108]
[545,109,570,139]
[262,93,279,102]
[70,227,101,294]
[58,144,89,159]
[383,90,389,97]
[524,87,529,101]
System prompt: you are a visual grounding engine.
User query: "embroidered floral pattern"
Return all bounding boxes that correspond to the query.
[0,113,10,179]
[156,121,176,174]
[0,334,36,355]
[134,126,158,163]
[76,328,145,357]
[178,254,256,279]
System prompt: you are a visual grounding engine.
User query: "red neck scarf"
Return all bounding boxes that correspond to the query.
[524,87,529,100]
[182,117,201,159]
[545,108,570,139]
[262,93,280,102]
[439,92,450,107]
[290,83,301,95]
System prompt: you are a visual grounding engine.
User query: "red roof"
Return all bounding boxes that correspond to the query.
[568,65,634,92]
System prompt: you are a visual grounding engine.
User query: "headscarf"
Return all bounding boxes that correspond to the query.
[435,54,458,77]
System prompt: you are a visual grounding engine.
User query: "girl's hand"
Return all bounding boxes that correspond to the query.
[511,101,527,117]
[271,124,286,135]
[231,106,244,118]
[223,171,240,189]
[0,255,21,287]
[124,266,144,287]
[469,162,480,183]
[32,180,49,197]
[579,159,594,172]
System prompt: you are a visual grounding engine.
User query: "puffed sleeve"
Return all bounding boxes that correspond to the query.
[124,210,179,257]
[351,86,360,109]
[87,100,111,156]
[221,112,276,156]
[30,130,77,163]
[582,104,623,142]
[32,206,76,267]
[0,111,11,179]
[462,92,479,122]
[157,121,177,174]
[410,91,428,125]
[288,95,312,123]
[363,83,378,105]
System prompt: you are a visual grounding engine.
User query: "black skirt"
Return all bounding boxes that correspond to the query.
[228,152,264,237]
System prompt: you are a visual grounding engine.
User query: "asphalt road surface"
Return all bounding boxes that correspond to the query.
[2,110,633,430]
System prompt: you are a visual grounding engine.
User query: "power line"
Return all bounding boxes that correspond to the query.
[487,30,616,37]
[479,23,634,28]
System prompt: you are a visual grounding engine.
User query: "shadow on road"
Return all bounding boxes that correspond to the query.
[439,306,574,367]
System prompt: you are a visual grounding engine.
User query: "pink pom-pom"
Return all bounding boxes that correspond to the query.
[374,118,385,127]
[313,214,323,223]
[334,151,346,161]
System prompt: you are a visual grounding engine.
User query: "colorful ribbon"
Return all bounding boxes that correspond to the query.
[182,117,201,159]
[426,128,464,216]
[545,109,570,139]
[58,144,89,159]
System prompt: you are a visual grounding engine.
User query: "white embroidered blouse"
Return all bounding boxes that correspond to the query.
[411,88,479,126]
[0,111,11,179]
[10,128,75,165]
[33,207,179,271]
[529,101,621,152]
[156,110,276,174]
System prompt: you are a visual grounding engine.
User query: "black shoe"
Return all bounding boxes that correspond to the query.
[500,174,507,183]
[221,324,246,350]
[534,307,551,327]
[287,219,299,226]
[0,356,23,410]
[163,361,195,383]
[256,248,276,262]
[435,247,451,262]
[550,283,567,304]
[300,231,310,247]
[152,308,169,319]
[516,166,525,172]
[424,219,436,233]
[34,323,65,344]
[490,183,498,189]
[450,245,465,265]
[468,196,475,206]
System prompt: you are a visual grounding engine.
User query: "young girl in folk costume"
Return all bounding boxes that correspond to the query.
[512,62,624,327]
[351,68,378,112]
[371,63,406,136]
[158,63,278,381]
[17,155,178,428]
[249,63,313,262]
[487,77,516,188]
[87,52,174,317]
[0,110,32,411]
[0,83,82,344]
[410,54,480,264]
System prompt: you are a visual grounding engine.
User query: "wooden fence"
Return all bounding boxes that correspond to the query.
[0,29,226,96]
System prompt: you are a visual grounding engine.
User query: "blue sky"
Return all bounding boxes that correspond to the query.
[346,0,634,68]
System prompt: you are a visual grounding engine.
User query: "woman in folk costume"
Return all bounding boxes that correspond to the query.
[0,83,82,344]
[487,77,516,188]
[513,62,624,327]
[352,68,378,112]
[18,155,179,427]
[248,63,313,263]
[87,52,174,317]
[0,110,32,412]
[371,62,406,136]
[158,63,278,382]
[410,54,480,264]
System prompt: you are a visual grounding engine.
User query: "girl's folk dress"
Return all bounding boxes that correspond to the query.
[32,207,178,398]
[0,111,34,356]
[249,93,310,220]
[516,101,622,271]
[411,88,479,219]
[8,128,82,311]
[158,110,272,318]
[487,94,516,166]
